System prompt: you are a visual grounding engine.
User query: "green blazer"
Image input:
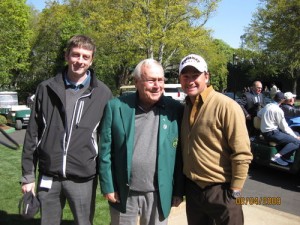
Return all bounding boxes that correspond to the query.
[99,93,184,219]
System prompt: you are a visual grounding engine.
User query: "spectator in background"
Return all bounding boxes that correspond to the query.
[264,85,270,93]
[26,93,35,109]
[21,35,112,225]
[237,80,265,136]
[99,59,184,225]
[270,83,280,99]
[280,92,300,123]
[243,87,249,93]
[257,92,300,166]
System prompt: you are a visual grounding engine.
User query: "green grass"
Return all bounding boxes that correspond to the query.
[0,145,110,225]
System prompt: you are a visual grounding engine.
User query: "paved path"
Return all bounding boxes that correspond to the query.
[168,202,187,225]
[0,129,25,147]
[167,201,300,225]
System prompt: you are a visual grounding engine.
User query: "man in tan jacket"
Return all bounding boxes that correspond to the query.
[179,54,253,225]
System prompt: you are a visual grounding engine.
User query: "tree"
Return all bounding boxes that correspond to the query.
[27,1,86,84]
[25,0,223,93]
[0,0,32,89]
[209,39,233,92]
[243,0,300,93]
[77,0,221,87]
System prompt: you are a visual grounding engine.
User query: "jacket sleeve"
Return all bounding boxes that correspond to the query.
[99,101,115,194]
[277,110,298,138]
[226,101,253,189]
[21,87,42,184]
[282,105,300,118]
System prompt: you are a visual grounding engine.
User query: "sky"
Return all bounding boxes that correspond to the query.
[205,0,261,48]
[26,0,260,49]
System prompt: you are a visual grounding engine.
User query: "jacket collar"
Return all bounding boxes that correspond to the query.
[52,66,98,89]
[186,85,214,106]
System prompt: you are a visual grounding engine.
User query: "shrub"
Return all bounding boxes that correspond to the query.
[0,115,7,125]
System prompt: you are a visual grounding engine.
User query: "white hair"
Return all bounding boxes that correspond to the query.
[132,59,164,79]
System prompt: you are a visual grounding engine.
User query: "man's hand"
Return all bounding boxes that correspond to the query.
[104,192,120,203]
[172,196,183,207]
[21,182,36,195]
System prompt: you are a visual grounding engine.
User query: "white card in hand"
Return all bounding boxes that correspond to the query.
[40,175,53,189]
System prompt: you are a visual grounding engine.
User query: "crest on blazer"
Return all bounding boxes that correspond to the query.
[172,138,178,149]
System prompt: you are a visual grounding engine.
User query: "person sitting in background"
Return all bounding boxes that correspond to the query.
[280,92,300,123]
[257,92,300,166]
[237,80,265,136]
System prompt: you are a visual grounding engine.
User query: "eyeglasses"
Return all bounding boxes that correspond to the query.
[142,78,165,85]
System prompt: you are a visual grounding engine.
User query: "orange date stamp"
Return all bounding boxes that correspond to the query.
[235,197,281,205]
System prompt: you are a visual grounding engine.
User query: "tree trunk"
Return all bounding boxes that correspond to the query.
[292,78,297,95]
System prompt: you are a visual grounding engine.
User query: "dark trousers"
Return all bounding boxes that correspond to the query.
[185,179,244,225]
[262,129,300,156]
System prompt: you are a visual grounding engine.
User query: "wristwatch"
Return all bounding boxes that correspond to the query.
[229,189,241,199]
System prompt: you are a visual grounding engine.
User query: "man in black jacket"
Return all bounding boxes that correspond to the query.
[237,80,265,136]
[281,92,300,123]
[21,35,112,225]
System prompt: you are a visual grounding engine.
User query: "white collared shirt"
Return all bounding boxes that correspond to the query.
[257,102,297,138]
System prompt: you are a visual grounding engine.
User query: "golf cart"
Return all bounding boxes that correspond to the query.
[250,116,300,174]
[6,105,31,130]
[0,92,31,130]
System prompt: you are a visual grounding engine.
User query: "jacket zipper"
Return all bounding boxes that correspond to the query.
[62,91,93,178]
[37,116,47,148]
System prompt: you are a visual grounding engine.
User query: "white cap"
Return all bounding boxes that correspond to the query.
[284,92,296,100]
[179,54,208,74]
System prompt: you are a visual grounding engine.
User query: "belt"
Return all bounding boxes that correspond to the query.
[186,178,228,190]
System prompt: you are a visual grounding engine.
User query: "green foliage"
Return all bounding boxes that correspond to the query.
[0,145,110,225]
[208,39,233,91]
[242,0,300,93]
[29,3,86,82]
[20,0,222,93]
[0,0,32,87]
[0,115,7,125]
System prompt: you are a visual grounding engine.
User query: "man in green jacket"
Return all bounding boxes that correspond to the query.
[99,59,184,225]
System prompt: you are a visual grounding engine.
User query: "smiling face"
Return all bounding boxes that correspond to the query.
[65,47,93,82]
[179,66,209,104]
[135,63,165,109]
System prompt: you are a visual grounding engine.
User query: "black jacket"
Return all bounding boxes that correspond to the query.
[280,104,300,121]
[21,68,112,183]
[237,91,265,117]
